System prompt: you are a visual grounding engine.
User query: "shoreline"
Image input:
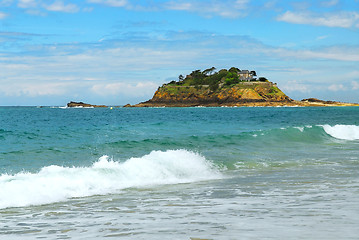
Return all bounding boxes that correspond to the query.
[2,102,358,108]
[124,100,359,108]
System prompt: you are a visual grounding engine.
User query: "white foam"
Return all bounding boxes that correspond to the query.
[322,124,359,140]
[0,150,221,209]
[294,126,304,132]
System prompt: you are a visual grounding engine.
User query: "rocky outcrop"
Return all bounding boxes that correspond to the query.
[125,83,359,107]
[67,101,107,108]
[301,98,336,104]
[128,82,295,107]
[299,98,358,106]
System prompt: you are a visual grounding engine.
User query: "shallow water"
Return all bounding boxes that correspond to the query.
[1,106,359,239]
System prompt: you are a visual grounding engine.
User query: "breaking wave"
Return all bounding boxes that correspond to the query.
[322,124,359,140]
[0,150,221,209]
[251,124,359,142]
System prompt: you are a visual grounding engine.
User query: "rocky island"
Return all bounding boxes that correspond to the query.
[126,67,358,107]
[67,101,107,108]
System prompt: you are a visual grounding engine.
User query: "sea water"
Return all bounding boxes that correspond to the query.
[0,106,358,239]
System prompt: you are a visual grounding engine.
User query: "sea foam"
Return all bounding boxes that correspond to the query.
[322,124,359,140]
[0,150,221,209]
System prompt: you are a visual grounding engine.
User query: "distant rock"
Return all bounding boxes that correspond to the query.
[301,98,335,104]
[67,101,107,108]
[299,98,357,106]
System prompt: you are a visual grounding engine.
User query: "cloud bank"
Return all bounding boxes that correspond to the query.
[277,11,359,28]
[1,0,359,105]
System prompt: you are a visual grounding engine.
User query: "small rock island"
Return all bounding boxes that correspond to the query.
[67,101,107,108]
[127,67,358,107]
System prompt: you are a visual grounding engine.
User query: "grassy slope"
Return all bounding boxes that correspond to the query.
[152,82,289,103]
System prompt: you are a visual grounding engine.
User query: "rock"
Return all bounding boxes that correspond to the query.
[66,101,107,108]
[301,98,336,104]
[301,98,321,102]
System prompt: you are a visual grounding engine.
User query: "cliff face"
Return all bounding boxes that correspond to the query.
[135,82,292,107]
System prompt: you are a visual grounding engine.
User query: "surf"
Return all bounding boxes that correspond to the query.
[322,124,359,140]
[0,149,221,209]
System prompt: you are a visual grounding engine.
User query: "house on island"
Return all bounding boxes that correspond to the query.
[238,70,257,81]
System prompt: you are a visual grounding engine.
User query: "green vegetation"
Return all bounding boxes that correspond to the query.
[167,67,262,91]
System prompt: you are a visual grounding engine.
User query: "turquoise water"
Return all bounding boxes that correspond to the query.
[1,106,359,239]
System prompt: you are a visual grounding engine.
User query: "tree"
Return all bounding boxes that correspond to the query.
[229,67,240,74]
[203,67,216,76]
[178,74,184,81]
[224,72,239,85]
[190,70,202,78]
[218,69,228,74]
[190,70,205,85]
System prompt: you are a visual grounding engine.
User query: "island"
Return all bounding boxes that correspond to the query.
[67,101,107,108]
[125,67,358,107]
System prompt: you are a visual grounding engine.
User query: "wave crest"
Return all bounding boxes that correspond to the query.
[322,124,359,140]
[0,150,221,209]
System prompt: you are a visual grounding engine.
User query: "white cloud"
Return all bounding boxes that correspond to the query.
[43,0,79,13]
[86,0,250,18]
[266,46,359,62]
[316,35,328,40]
[263,1,277,10]
[166,2,192,11]
[0,11,8,19]
[297,49,359,61]
[321,0,339,7]
[0,0,13,7]
[86,0,249,18]
[348,70,359,77]
[352,81,359,90]
[0,42,201,102]
[91,82,158,97]
[87,0,127,7]
[1,30,358,104]
[165,0,249,18]
[0,82,74,97]
[235,0,249,9]
[16,0,81,13]
[328,84,347,91]
[18,0,38,8]
[281,81,311,93]
[277,11,359,28]
[279,67,319,76]
[12,0,252,18]
[24,9,47,16]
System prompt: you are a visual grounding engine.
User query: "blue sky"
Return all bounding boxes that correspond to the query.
[0,0,359,106]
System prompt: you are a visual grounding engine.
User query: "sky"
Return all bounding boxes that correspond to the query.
[0,0,359,106]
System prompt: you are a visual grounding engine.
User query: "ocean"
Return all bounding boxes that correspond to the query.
[1,106,359,239]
